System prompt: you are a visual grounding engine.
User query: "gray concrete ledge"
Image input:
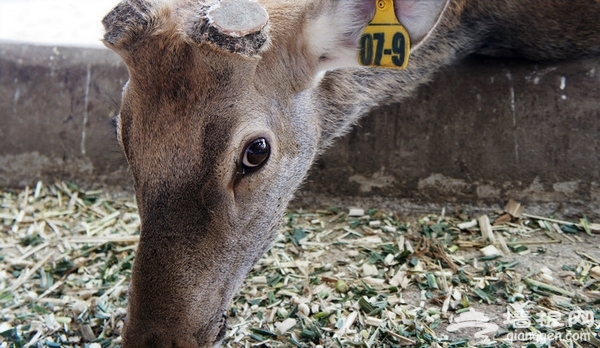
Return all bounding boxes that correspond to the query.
[1,42,598,216]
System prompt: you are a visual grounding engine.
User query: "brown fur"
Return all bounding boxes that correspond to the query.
[102,0,600,346]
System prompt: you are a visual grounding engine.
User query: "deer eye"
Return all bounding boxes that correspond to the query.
[242,138,270,170]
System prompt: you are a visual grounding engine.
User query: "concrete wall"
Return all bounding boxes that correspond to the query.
[1,42,599,213]
[0,43,129,187]
[306,56,600,209]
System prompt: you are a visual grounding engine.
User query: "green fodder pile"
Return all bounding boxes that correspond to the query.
[1,182,599,347]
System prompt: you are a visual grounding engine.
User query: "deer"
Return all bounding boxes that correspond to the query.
[101,0,600,346]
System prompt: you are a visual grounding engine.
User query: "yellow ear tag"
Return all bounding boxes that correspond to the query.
[358,0,410,69]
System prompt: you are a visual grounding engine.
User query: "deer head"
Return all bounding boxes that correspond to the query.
[102,0,449,346]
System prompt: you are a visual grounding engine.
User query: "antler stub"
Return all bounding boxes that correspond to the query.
[102,0,152,48]
[208,0,269,37]
[189,0,270,56]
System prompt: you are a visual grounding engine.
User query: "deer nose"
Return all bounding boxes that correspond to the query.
[122,312,228,348]
[122,336,210,348]
[194,312,228,348]
[169,339,201,348]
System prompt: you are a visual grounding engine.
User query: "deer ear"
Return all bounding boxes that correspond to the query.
[307,0,449,72]
[395,0,450,51]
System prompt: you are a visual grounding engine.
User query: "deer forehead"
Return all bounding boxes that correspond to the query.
[122,83,273,152]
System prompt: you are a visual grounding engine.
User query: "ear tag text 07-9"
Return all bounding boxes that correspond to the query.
[358,0,410,69]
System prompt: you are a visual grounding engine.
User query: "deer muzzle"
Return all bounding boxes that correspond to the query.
[121,224,238,347]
